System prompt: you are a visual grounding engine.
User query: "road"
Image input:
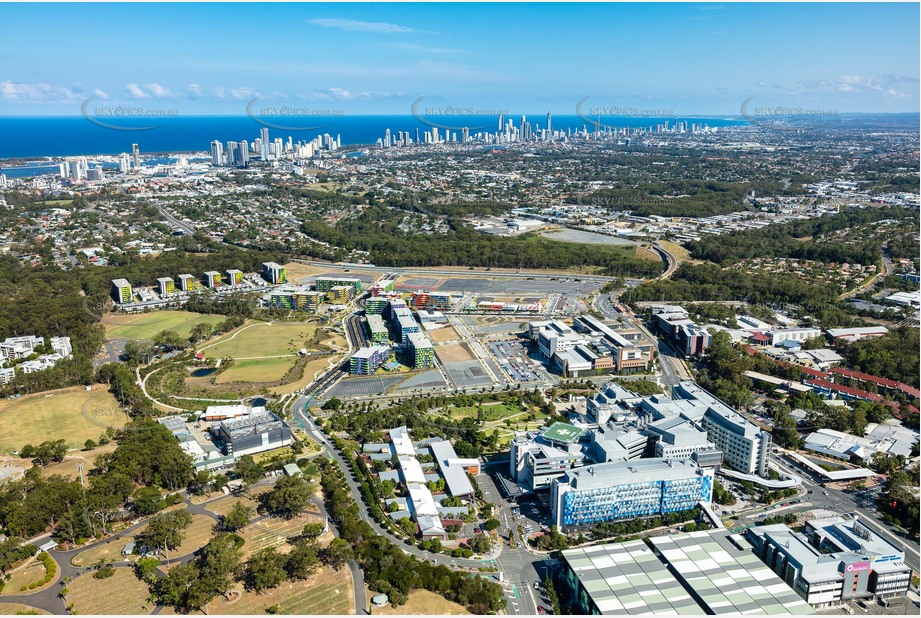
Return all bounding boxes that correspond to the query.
[289,398,557,615]
[769,451,920,573]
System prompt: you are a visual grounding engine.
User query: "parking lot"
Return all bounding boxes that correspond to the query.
[487,339,544,383]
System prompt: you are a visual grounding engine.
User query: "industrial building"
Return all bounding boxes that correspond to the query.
[551,458,713,530]
[262,261,287,285]
[562,531,815,615]
[215,412,292,458]
[314,276,361,293]
[405,331,435,368]
[746,515,911,608]
[350,345,390,375]
[111,278,133,303]
[366,314,389,344]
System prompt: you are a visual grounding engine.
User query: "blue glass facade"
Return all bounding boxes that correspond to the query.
[561,474,712,527]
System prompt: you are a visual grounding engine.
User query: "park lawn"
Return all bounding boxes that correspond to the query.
[215,357,296,383]
[444,402,523,422]
[203,322,318,359]
[165,514,216,560]
[71,534,137,568]
[214,566,353,615]
[44,443,118,480]
[373,589,470,615]
[239,514,325,558]
[207,495,260,518]
[103,310,224,341]
[68,567,152,615]
[0,557,50,596]
[0,386,127,452]
[0,603,50,614]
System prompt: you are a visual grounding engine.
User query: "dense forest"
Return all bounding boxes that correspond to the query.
[836,327,920,389]
[684,206,916,266]
[301,204,663,276]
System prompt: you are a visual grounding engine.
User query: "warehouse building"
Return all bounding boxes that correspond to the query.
[562,531,815,615]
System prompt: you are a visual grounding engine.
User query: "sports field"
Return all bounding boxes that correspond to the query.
[202,322,317,359]
[68,567,152,615]
[0,386,127,452]
[103,310,224,341]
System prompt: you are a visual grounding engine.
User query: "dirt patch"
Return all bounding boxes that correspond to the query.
[435,343,476,363]
[427,326,459,343]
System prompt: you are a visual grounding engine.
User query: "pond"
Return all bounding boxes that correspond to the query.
[189,367,217,377]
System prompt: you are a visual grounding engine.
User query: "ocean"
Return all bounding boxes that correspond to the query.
[0,114,747,174]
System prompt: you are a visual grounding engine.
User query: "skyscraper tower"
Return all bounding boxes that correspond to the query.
[498,113,504,132]
[546,112,552,134]
[131,143,140,170]
[210,140,224,166]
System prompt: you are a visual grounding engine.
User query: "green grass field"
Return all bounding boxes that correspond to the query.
[215,357,295,383]
[0,387,127,452]
[103,310,225,341]
[203,322,317,359]
[67,567,152,615]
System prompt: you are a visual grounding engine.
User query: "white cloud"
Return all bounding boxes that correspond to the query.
[0,81,81,102]
[308,17,413,34]
[93,88,109,99]
[126,83,150,99]
[144,82,172,98]
[230,87,260,100]
[187,83,203,98]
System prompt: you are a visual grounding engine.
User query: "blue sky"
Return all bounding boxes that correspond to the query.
[1,2,918,115]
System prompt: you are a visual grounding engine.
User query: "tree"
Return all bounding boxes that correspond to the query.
[260,475,313,519]
[83,439,97,451]
[482,518,501,532]
[196,533,243,599]
[132,486,165,516]
[30,439,68,467]
[221,502,252,532]
[235,455,264,487]
[208,475,229,497]
[189,470,212,496]
[134,557,160,582]
[153,330,186,351]
[152,563,210,612]
[189,323,214,343]
[139,510,193,557]
[243,548,287,592]
[300,522,325,540]
[123,340,156,365]
[320,538,353,570]
[285,539,320,580]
